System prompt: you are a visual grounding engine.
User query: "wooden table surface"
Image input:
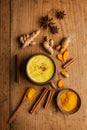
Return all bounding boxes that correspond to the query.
[0,0,87,130]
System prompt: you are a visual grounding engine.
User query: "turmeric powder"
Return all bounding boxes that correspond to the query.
[58,90,78,112]
[26,87,37,101]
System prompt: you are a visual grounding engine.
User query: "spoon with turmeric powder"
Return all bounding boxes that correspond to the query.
[8,87,37,124]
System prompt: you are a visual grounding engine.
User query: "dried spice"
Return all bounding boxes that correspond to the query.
[56,10,66,19]
[40,15,59,34]
[44,90,55,109]
[49,25,59,34]
[40,15,55,29]
[62,58,74,69]
[30,88,49,113]
[40,63,47,71]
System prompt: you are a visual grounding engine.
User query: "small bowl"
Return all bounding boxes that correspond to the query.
[57,88,81,114]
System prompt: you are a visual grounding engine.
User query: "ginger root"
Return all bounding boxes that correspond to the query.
[61,37,71,52]
[56,37,70,61]
[56,45,61,51]
[20,30,40,48]
[43,36,54,55]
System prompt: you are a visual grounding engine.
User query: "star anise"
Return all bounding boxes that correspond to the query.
[56,11,66,19]
[40,15,55,29]
[49,25,59,34]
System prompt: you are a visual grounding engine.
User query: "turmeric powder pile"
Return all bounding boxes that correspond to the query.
[26,87,37,101]
[58,90,78,112]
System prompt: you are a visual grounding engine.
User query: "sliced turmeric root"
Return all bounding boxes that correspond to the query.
[63,51,69,61]
[60,47,66,53]
[57,79,64,88]
[61,70,69,78]
[57,53,63,61]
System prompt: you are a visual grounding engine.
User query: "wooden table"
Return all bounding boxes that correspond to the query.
[0,0,87,130]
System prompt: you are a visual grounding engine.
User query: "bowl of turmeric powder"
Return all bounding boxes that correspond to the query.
[57,88,81,114]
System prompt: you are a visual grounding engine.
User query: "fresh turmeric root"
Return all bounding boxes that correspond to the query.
[61,70,69,78]
[56,37,71,53]
[60,37,71,53]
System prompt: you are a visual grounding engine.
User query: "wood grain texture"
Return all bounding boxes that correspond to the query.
[0,0,10,130]
[0,0,87,130]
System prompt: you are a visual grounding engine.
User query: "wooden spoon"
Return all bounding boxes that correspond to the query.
[8,88,36,124]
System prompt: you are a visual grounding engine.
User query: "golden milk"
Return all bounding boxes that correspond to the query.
[26,55,55,83]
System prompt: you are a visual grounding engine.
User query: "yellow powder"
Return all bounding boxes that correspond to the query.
[26,88,36,101]
[58,90,78,112]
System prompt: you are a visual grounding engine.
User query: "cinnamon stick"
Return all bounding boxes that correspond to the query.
[30,88,49,113]
[15,54,20,83]
[44,90,55,109]
[62,58,74,69]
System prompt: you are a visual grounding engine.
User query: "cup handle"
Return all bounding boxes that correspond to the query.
[50,81,57,89]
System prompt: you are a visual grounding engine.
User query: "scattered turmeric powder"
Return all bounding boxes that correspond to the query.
[58,90,78,112]
[57,79,64,88]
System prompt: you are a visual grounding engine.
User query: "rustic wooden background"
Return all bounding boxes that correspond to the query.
[0,0,87,130]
